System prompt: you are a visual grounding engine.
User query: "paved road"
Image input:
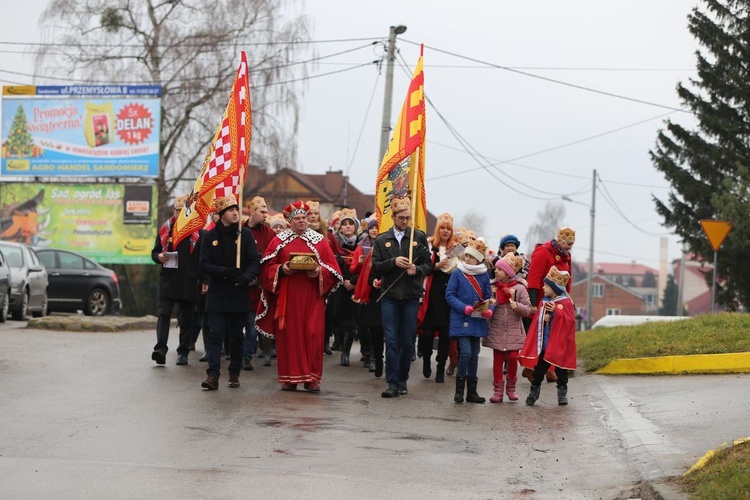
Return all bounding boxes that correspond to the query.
[1,321,747,499]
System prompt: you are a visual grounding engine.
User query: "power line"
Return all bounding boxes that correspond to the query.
[0,36,384,48]
[597,176,670,237]
[401,39,690,114]
[345,67,382,177]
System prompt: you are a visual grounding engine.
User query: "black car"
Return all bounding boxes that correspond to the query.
[0,248,12,322]
[0,241,48,320]
[35,249,122,316]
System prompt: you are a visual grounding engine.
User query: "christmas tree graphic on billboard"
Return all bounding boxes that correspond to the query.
[6,105,34,157]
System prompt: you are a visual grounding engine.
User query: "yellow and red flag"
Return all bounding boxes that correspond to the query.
[375,45,426,234]
[172,51,252,247]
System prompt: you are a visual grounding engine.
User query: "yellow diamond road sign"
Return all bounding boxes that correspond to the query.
[700,220,733,252]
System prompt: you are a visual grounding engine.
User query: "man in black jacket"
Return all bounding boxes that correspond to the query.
[151,195,202,366]
[198,194,260,390]
[371,196,433,398]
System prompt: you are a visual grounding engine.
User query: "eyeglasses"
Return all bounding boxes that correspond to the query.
[395,215,411,221]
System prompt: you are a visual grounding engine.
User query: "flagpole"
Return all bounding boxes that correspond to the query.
[408,146,420,263]
[235,169,245,269]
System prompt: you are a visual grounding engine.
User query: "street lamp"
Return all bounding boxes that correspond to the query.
[379,25,407,163]
[561,169,597,329]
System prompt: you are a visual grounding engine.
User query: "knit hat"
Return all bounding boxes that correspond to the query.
[499,234,520,251]
[464,238,487,263]
[268,213,287,231]
[543,265,570,295]
[213,194,239,216]
[366,217,378,231]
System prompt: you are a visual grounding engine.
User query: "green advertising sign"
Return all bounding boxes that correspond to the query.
[0,183,156,263]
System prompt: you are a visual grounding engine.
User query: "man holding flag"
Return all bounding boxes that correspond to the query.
[371,46,433,398]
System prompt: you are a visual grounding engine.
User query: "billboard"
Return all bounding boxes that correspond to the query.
[1,85,161,177]
[0,183,157,264]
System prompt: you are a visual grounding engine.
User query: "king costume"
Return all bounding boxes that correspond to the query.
[256,220,343,387]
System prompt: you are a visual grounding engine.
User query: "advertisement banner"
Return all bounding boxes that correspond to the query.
[1,95,161,177]
[0,183,157,264]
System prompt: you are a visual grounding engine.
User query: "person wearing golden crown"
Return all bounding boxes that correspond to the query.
[371,196,434,398]
[526,226,575,383]
[519,266,577,406]
[256,201,343,393]
[198,194,261,390]
[150,195,203,367]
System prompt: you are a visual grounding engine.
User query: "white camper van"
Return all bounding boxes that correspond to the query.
[590,315,688,329]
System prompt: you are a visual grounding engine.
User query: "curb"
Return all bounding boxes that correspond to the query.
[595,352,750,375]
[684,436,750,476]
[26,315,159,332]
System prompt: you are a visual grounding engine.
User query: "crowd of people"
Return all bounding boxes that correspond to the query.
[151,192,578,406]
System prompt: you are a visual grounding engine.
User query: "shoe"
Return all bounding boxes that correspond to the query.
[201,376,218,390]
[368,362,376,373]
[363,355,371,369]
[224,353,231,361]
[151,351,166,365]
[381,386,399,398]
[454,377,466,403]
[435,363,445,383]
[422,357,432,378]
[398,384,408,396]
[490,381,504,403]
[374,358,383,378]
[263,355,272,367]
[557,385,568,405]
[466,377,485,404]
[304,382,320,393]
[324,344,333,355]
[526,384,542,406]
[199,352,208,362]
[281,383,297,391]
[340,353,350,366]
[228,375,240,388]
[331,341,341,351]
[242,357,254,371]
[176,354,188,365]
[506,378,519,401]
[257,349,265,358]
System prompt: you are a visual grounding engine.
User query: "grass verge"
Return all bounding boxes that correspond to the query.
[576,312,750,372]
[677,439,750,499]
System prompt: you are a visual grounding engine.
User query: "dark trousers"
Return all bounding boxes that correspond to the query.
[154,298,195,356]
[381,298,419,389]
[368,325,384,363]
[531,352,569,388]
[243,311,257,359]
[206,312,245,380]
[419,328,449,367]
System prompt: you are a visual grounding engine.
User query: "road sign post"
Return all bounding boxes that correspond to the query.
[699,220,733,313]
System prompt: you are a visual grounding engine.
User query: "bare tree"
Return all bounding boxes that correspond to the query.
[459,210,486,237]
[525,201,566,254]
[35,0,313,215]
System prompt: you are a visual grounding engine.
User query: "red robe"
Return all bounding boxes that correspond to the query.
[519,295,577,371]
[247,222,276,310]
[256,228,342,384]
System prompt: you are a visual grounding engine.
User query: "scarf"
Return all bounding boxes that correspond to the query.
[550,239,569,258]
[495,280,518,305]
[457,261,487,276]
[159,217,199,254]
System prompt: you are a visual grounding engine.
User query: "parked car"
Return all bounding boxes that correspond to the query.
[0,248,12,322]
[0,241,48,320]
[591,315,689,329]
[35,249,121,316]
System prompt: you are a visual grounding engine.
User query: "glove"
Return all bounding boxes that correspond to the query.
[464,305,474,316]
[481,309,493,320]
[224,267,242,279]
[232,276,249,288]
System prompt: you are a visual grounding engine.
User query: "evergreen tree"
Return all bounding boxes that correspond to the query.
[650,0,750,309]
[660,274,679,316]
[6,105,33,156]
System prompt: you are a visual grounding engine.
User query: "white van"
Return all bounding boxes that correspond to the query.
[591,315,688,329]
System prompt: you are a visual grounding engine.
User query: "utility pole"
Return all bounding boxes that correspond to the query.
[586,169,596,330]
[378,25,407,164]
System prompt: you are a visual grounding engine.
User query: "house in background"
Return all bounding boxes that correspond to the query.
[570,274,659,327]
[672,255,714,315]
[244,165,437,229]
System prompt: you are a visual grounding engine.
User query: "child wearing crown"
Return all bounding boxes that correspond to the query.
[445,238,493,404]
[519,266,577,406]
[483,253,532,402]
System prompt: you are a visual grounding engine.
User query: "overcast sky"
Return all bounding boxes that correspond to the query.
[0,1,701,271]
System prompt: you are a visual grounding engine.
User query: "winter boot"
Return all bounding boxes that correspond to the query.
[454,377,466,403]
[557,385,568,406]
[373,356,383,378]
[505,378,519,401]
[525,384,542,406]
[466,377,486,404]
[489,381,504,403]
[435,362,445,384]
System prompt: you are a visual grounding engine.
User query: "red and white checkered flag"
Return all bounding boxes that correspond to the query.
[172,52,252,247]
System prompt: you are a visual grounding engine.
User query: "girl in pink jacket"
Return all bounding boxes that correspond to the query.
[483,253,532,402]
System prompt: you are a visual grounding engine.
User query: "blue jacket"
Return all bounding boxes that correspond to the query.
[446,269,492,338]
